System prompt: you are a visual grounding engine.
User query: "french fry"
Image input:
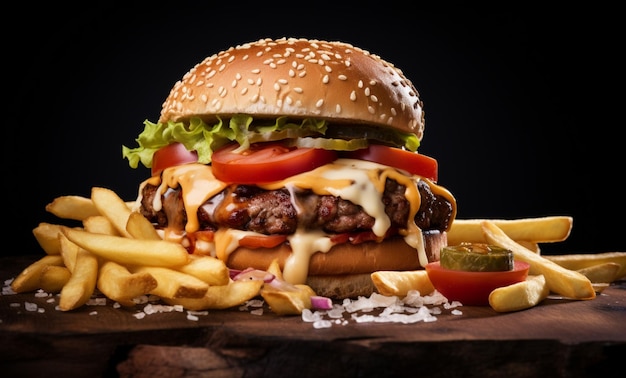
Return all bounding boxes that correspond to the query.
[58,249,99,311]
[45,195,100,220]
[489,275,549,312]
[177,255,230,286]
[91,187,132,238]
[517,241,540,254]
[125,211,161,240]
[448,216,573,246]
[83,215,118,236]
[97,261,158,306]
[262,284,316,315]
[133,266,208,299]
[32,222,68,255]
[62,228,189,267]
[39,265,71,293]
[163,279,263,310]
[576,262,621,284]
[58,232,81,273]
[544,252,626,280]
[371,270,434,297]
[266,258,284,280]
[10,255,65,293]
[481,221,596,300]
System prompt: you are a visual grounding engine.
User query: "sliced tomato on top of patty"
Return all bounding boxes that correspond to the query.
[343,144,438,182]
[211,142,338,184]
[152,142,198,176]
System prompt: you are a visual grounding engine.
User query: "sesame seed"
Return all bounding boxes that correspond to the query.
[201,94,208,103]
[231,80,237,88]
[218,64,226,72]
[316,99,324,108]
[241,87,248,95]
[367,106,375,114]
[274,83,281,91]
[350,91,357,101]
[322,75,329,84]
[358,80,363,88]
[338,74,347,81]
[251,93,259,103]
[251,68,261,74]
[294,87,303,93]
[370,95,378,102]
[335,104,342,113]
[278,79,288,85]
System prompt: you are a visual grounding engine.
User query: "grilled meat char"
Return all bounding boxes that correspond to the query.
[139,178,453,240]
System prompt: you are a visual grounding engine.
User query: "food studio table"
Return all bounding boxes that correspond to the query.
[1,256,624,377]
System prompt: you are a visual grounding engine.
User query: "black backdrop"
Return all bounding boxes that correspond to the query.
[8,5,622,257]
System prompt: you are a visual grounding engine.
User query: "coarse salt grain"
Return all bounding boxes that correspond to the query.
[302,290,459,328]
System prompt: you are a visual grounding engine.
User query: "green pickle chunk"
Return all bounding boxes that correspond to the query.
[440,243,514,272]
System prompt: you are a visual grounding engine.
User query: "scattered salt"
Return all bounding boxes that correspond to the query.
[89,311,98,316]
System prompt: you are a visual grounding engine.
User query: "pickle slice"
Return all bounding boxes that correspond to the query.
[440,243,514,272]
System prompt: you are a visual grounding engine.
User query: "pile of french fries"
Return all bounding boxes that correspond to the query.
[374,216,625,313]
[12,187,314,314]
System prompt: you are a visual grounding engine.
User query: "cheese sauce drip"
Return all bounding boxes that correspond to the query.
[138,159,456,284]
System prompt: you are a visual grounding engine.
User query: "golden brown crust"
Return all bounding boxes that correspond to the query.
[159,37,425,139]
[227,231,447,299]
[227,231,447,275]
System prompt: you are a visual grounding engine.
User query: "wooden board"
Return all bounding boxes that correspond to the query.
[1,256,624,377]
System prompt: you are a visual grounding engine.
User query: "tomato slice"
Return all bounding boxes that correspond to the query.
[344,145,438,182]
[212,142,338,184]
[425,261,530,305]
[239,234,287,249]
[152,142,198,176]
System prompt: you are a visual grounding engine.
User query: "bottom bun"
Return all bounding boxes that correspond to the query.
[305,273,377,299]
[227,230,448,299]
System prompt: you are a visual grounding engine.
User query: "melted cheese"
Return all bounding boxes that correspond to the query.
[139,159,457,285]
[156,164,229,233]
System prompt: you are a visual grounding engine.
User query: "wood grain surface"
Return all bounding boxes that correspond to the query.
[1,256,624,377]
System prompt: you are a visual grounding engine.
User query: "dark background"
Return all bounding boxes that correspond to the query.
[7,5,622,257]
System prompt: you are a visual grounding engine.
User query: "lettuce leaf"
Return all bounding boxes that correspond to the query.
[122,115,327,168]
[122,114,421,169]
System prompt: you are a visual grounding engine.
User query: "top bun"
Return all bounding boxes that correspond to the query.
[159,37,425,140]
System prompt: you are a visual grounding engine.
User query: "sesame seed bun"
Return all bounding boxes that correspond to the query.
[159,37,425,140]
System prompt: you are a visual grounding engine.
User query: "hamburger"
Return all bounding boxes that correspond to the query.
[122,37,457,299]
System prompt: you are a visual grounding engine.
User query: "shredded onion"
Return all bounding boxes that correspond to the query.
[310,296,333,310]
[232,268,275,283]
